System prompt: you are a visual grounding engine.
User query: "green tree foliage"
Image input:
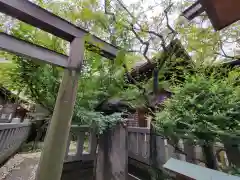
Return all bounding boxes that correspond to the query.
[0,0,147,126]
[154,68,240,141]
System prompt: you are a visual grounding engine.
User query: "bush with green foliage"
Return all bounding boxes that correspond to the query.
[154,69,240,141]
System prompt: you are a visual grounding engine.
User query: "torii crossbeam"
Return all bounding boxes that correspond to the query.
[0,1,119,180]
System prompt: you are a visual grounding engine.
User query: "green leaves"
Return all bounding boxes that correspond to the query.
[73,107,123,134]
[115,50,126,66]
[154,70,240,141]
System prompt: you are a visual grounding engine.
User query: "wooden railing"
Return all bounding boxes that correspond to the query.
[128,127,179,166]
[66,126,239,168]
[0,123,31,164]
[64,125,239,180]
[128,127,240,169]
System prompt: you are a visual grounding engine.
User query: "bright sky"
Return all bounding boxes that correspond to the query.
[121,0,183,27]
[127,0,176,14]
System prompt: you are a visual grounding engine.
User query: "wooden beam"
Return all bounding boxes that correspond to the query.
[0,33,68,67]
[35,38,84,180]
[0,0,118,59]
[182,1,204,21]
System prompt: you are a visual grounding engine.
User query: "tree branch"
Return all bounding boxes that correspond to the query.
[164,3,177,37]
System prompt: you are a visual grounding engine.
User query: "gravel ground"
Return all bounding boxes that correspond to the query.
[0,141,78,180]
[0,152,41,180]
[0,154,25,180]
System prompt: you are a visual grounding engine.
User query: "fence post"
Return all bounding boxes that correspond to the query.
[96,123,128,180]
[150,124,158,167]
[35,38,84,180]
[224,141,240,167]
[202,143,218,170]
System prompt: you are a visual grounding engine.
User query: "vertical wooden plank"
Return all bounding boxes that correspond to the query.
[35,37,84,180]
[145,133,150,162]
[0,130,5,150]
[195,145,205,165]
[178,139,186,161]
[3,129,10,150]
[129,132,137,157]
[150,124,158,168]
[165,139,178,161]
[2,129,10,150]
[7,129,14,149]
[88,131,97,155]
[168,138,184,161]
[137,132,149,164]
[76,131,85,157]
[136,132,139,155]
[202,144,218,169]
[137,133,144,158]
[155,135,168,167]
[133,133,138,156]
[224,139,240,167]
[96,124,128,180]
[11,128,16,145]
[184,141,196,164]
[65,135,71,159]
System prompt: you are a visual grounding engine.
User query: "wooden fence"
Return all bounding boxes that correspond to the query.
[62,125,240,180]
[0,124,236,180]
[63,125,142,180]
[128,127,240,170]
[0,123,31,165]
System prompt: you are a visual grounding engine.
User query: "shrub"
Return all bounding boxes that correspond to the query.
[154,71,240,142]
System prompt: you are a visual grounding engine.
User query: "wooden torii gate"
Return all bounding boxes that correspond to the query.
[0,1,118,180]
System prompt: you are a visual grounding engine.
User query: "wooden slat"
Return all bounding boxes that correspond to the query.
[88,131,97,155]
[65,136,72,159]
[165,140,178,161]
[76,132,85,157]
[155,135,168,166]
[0,123,30,130]
[0,124,30,164]
[128,127,150,134]
[184,142,197,164]
[0,33,68,67]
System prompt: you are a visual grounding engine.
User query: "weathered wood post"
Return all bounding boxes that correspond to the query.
[224,139,240,167]
[202,143,218,170]
[35,38,84,180]
[96,123,128,180]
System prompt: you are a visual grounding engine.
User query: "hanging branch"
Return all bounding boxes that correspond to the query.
[164,3,176,36]
[104,0,178,60]
[130,23,151,62]
[104,0,150,105]
[103,0,182,106]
